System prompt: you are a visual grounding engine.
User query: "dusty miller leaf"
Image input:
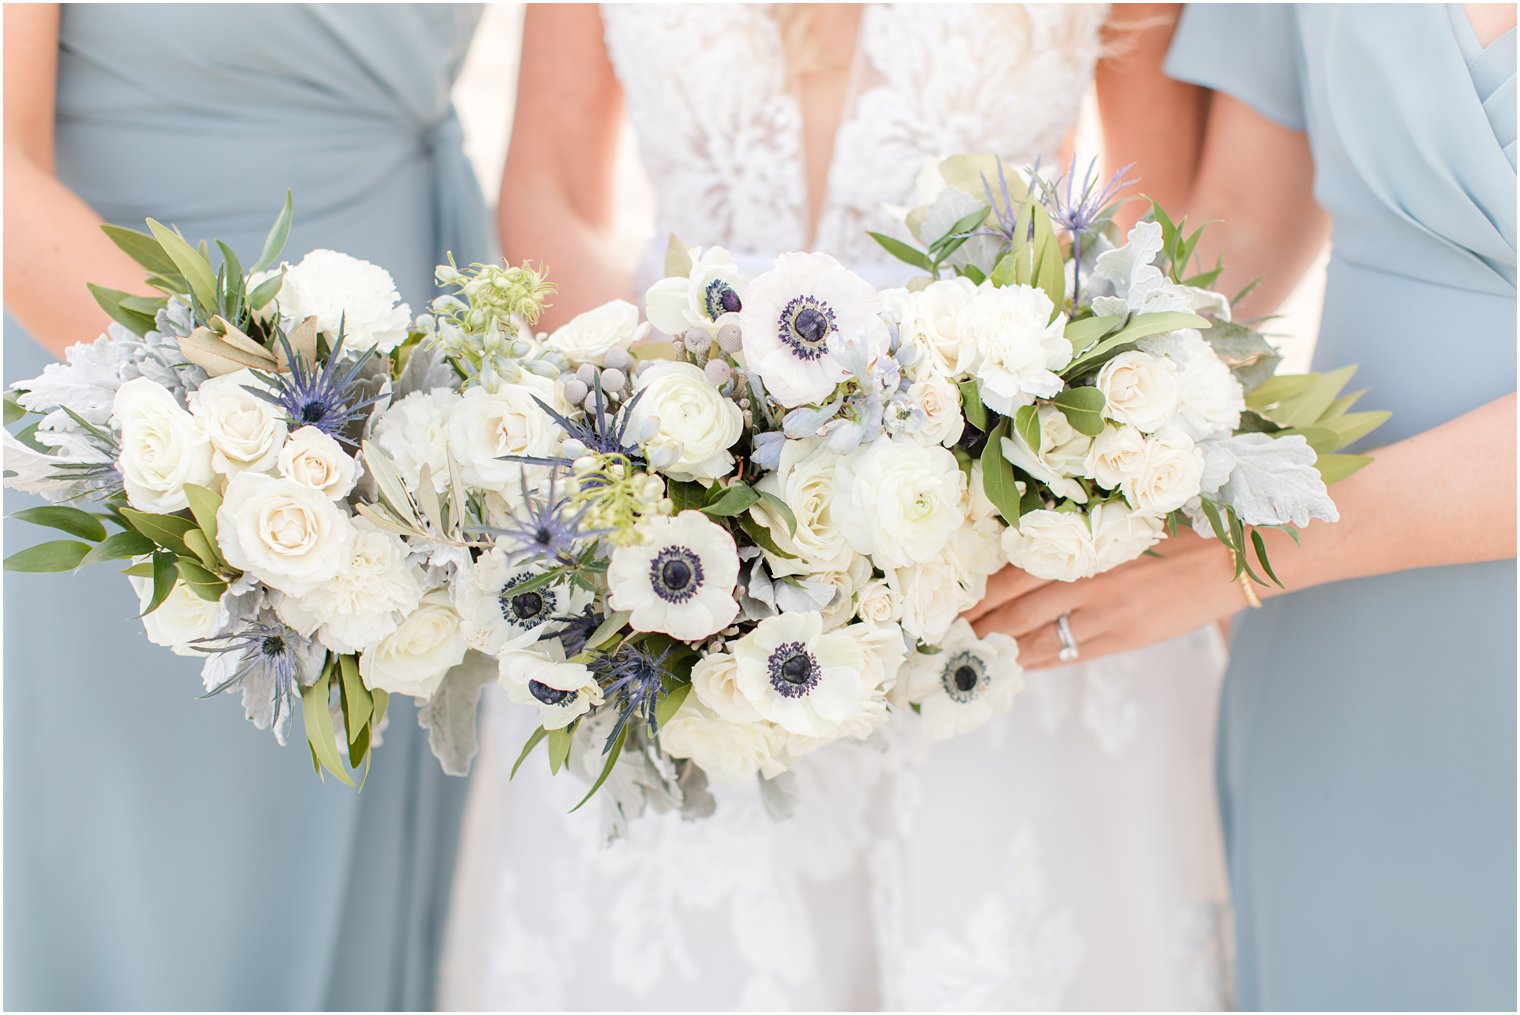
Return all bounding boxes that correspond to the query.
[416,650,496,776]
[1199,433,1339,528]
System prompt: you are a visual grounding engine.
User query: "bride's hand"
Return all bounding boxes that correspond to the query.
[966,528,1249,669]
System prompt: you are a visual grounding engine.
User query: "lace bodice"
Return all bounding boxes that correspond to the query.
[603,3,1108,277]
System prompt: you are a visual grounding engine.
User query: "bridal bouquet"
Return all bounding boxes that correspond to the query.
[4,161,1382,832]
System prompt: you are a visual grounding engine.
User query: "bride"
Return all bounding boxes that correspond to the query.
[442,5,1228,1009]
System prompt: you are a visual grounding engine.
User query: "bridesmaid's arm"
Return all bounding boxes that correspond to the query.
[3,4,147,357]
[498,4,628,330]
[1095,4,1208,230]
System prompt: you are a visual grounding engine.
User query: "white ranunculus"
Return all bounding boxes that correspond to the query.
[644,246,747,337]
[546,299,647,365]
[269,249,412,353]
[998,403,1094,504]
[834,436,965,570]
[1090,500,1167,574]
[889,555,970,645]
[371,388,459,494]
[690,650,764,724]
[278,426,359,500]
[607,511,740,641]
[904,618,1023,741]
[905,373,966,447]
[659,699,789,781]
[499,640,603,730]
[113,378,216,513]
[1001,508,1098,582]
[1085,424,1148,491]
[959,282,1071,415]
[1138,329,1245,441]
[188,368,287,478]
[446,373,564,490]
[1096,350,1181,433]
[359,591,468,699]
[886,276,981,378]
[739,252,887,407]
[129,573,220,656]
[217,472,356,596]
[275,517,425,653]
[731,611,869,737]
[1124,427,1205,515]
[752,437,854,576]
[626,361,744,482]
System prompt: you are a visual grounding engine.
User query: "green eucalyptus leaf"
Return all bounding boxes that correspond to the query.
[3,392,25,426]
[655,681,693,729]
[569,725,627,813]
[958,379,988,432]
[119,508,196,557]
[100,223,180,277]
[702,482,762,517]
[511,727,548,780]
[303,669,355,786]
[546,726,573,775]
[338,653,373,748]
[145,218,218,312]
[87,284,158,337]
[140,552,178,616]
[1063,314,1123,356]
[1013,403,1042,453]
[754,490,798,535]
[1313,451,1374,485]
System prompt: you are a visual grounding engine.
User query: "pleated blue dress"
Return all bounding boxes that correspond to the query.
[3,5,490,1009]
[1168,5,1517,1010]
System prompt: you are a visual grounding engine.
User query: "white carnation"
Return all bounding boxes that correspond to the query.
[371,388,459,494]
[960,282,1071,415]
[1138,329,1245,441]
[269,249,411,353]
[884,276,980,378]
[275,518,425,653]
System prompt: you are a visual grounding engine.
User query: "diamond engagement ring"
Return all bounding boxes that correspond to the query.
[1056,613,1080,663]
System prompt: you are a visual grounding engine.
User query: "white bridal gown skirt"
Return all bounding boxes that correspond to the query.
[439,624,1232,1011]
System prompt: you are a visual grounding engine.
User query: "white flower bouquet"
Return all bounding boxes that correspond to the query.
[4,162,1383,831]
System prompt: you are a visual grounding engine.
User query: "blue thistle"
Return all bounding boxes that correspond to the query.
[517,374,648,466]
[475,468,601,567]
[553,606,609,658]
[1035,156,1138,305]
[246,326,385,447]
[192,622,315,734]
[592,643,675,753]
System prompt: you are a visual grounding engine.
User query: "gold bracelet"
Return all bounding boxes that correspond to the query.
[1237,571,1263,609]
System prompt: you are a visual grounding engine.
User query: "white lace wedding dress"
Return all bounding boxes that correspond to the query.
[439,5,1230,1010]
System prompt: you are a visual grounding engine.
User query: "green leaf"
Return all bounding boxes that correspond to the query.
[1198,498,1234,549]
[1313,452,1374,485]
[173,558,226,602]
[959,263,987,286]
[569,725,628,813]
[118,560,156,579]
[511,727,548,780]
[667,481,707,514]
[1063,311,1211,378]
[337,653,373,749]
[586,610,632,652]
[1276,425,1341,457]
[1198,319,1282,392]
[1319,410,1390,452]
[248,270,284,312]
[302,668,355,786]
[1248,365,1357,429]
[119,508,196,557]
[4,539,93,573]
[1013,403,1042,453]
[1063,314,1123,356]
[1052,387,1107,436]
[9,505,107,542]
[1249,528,1284,589]
[250,190,295,274]
[145,218,218,312]
[865,232,934,272]
[87,284,158,337]
[182,483,223,552]
[929,206,991,253]
[755,490,797,535]
[140,552,178,616]
[958,380,988,432]
[100,223,180,277]
[3,392,24,425]
[655,681,693,729]
[78,530,156,567]
[546,726,573,775]
[702,482,762,517]
[738,514,797,560]
[978,419,1023,526]
[181,528,221,569]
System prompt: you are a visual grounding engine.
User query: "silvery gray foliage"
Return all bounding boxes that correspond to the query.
[392,341,459,400]
[758,770,801,821]
[1199,432,1339,527]
[738,550,836,621]
[675,759,716,820]
[417,650,497,776]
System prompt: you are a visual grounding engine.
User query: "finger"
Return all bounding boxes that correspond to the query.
[973,581,1080,642]
[964,566,1051,622]
[1024,630,1122,671]
[1011,610,1098,669]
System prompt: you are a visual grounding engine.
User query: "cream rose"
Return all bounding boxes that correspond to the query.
[627,361,744,482]
[129,572,220,656]
[690,650,764,724]
[1139,329,1246,441]
[905,373,966,447]
[856,577,904,627]
[659,699,789,781]
[889,557,968,645]
[1085,424,1148,491]
[216,472,356,596]
[278,426,360,500]
[188,368,287,478]
[1096,350,1181,433]
[834,436,966,570]
[752,437,853,576]
[113,378,216,513]
[1090,500,1167,574]
[360,591,469,698]
[1000,509,1098,582]
[546,299,647,365]
[446,373,564,489]
[1123,427,1205,514]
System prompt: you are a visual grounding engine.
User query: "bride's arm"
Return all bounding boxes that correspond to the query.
[1094,4,1208,230]
[4,4,149,357]
[498,4,628,330]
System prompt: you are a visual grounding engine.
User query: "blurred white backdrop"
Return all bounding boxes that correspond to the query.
[450,3,1324,367]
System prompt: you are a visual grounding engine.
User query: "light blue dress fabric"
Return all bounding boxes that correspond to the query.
[2,5,489,1009]
[1167,5,1517,1010]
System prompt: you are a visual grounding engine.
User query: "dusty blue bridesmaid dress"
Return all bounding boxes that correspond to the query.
[3,5,489,1009]
[1168,5,1516,1010]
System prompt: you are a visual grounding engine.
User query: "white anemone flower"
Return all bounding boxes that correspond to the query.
[737,252,886,408]
[644,246,748,337]
[607,511,740,641]
[731,610,870,738]
[453,545,592,655]
[905,618,1023,740]
[499,640,603,731]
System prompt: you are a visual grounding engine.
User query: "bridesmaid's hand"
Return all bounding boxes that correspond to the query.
[966,528,1250,669]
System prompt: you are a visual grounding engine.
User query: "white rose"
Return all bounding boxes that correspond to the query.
[446,373,564,489]
[815,553,873,630]
[1090,500,1166,574]
[269,249,412,353]
[998,404,1094,504]
[627,361,743,482]
[644,246,747,337]
[1085,424,1148,490]
[275,518,425,653]
[216,472,356,596]
[112,378,215,513]
[960,282,1071,415]
[886,276,980,377]
[187,368,287,478]
[1124,427,1205,515]
[129,573,220,656]
[546,299,647,365]
[835,436,965,570]
[905,373,966,447]
[499,640,603,730]
[278,426,360,500]
[360,591,468,698]
[889,554,975,645]
[1000,509,1098,582]
[690,651,764,724]
[371,388,459,494]
[752,438,853,576]
[1096,350,1180,433]
[1138,329,1245,441]
[659,699,789,782]
[856,577,903,627]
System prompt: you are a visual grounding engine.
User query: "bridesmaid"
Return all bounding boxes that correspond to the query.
[3,5,490,1009]
[972,3,1516,1009]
